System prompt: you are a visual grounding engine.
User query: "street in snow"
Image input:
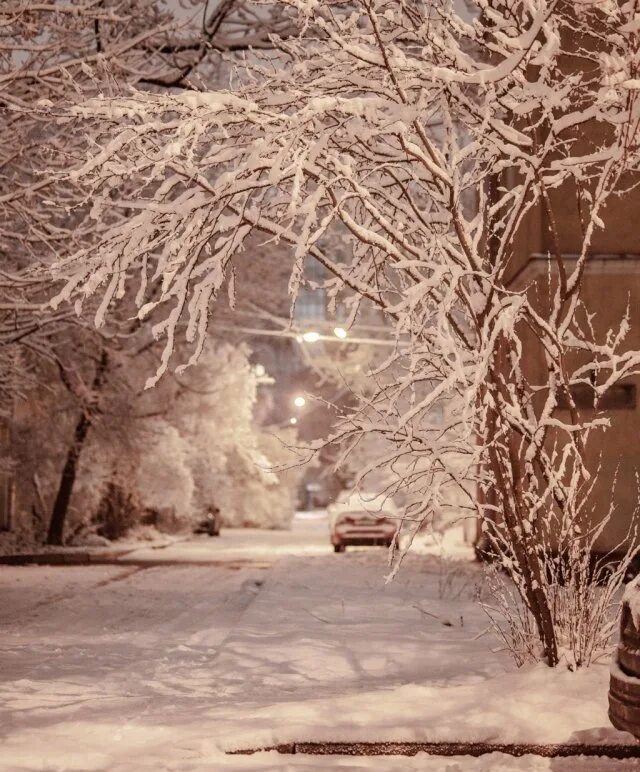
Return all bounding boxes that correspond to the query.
[0,513,632,771]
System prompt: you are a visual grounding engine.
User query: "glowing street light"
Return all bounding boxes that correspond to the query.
[289,417,298,425]
[301,331,320,343]
[333,326,348,339]
[293,396,306,408]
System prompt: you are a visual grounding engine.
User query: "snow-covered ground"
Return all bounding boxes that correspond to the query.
[117,510,333,566]
[0,513,636,770]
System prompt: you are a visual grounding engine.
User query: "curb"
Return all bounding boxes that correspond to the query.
[229,741,640,759]
[0,539,184,566]
[0,550,137,565]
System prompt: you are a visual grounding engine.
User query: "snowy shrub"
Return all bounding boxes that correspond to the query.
[93,482,142,541]
[482,505,638,670]
[134,419,194,524]
[214,427,306,529]
[257,427,309,520]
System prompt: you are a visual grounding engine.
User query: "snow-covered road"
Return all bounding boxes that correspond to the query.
[0,514,636,770]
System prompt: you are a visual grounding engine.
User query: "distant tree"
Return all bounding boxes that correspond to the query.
[168,343,305,529]
[0,0,294,544]
[67,342,304,537]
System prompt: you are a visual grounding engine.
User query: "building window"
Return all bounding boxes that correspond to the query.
[557,383,636,411]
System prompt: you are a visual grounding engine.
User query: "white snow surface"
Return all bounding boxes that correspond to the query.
[0,513,635,770]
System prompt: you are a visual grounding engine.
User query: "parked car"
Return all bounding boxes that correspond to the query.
[193,506,221,537]
[328,492,399,552]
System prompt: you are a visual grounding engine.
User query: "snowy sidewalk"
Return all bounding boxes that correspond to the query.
[1,548,637,770]
[203,554,628,753]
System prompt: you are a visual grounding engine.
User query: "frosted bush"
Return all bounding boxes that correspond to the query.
[134,419,194,520]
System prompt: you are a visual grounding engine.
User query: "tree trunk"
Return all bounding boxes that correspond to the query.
[484,357,560,668]
[46,412,91,545]
[46,350,108,545]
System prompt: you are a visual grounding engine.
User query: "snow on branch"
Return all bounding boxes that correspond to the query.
[37,0,640,664]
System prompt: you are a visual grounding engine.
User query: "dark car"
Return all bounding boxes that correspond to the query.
[194,507,221,537]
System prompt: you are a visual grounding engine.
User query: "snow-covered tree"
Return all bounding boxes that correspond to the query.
[134,419,195,516]
[40,1,640,666]
[170,343,304,529]
[0,0,298,545]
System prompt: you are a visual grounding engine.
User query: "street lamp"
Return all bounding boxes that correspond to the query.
[333,326,348,339]
[289,417,298,425]
[293,396,306,408]
[301,331,320,343]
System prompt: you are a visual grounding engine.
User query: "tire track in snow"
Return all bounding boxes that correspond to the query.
[9,565,148,619]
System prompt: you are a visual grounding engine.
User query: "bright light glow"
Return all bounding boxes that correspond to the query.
[293,396,306,408]
[254,364,266,377]
[301,331,320,343]
[289,417,297,425]
[333,327,347,339]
